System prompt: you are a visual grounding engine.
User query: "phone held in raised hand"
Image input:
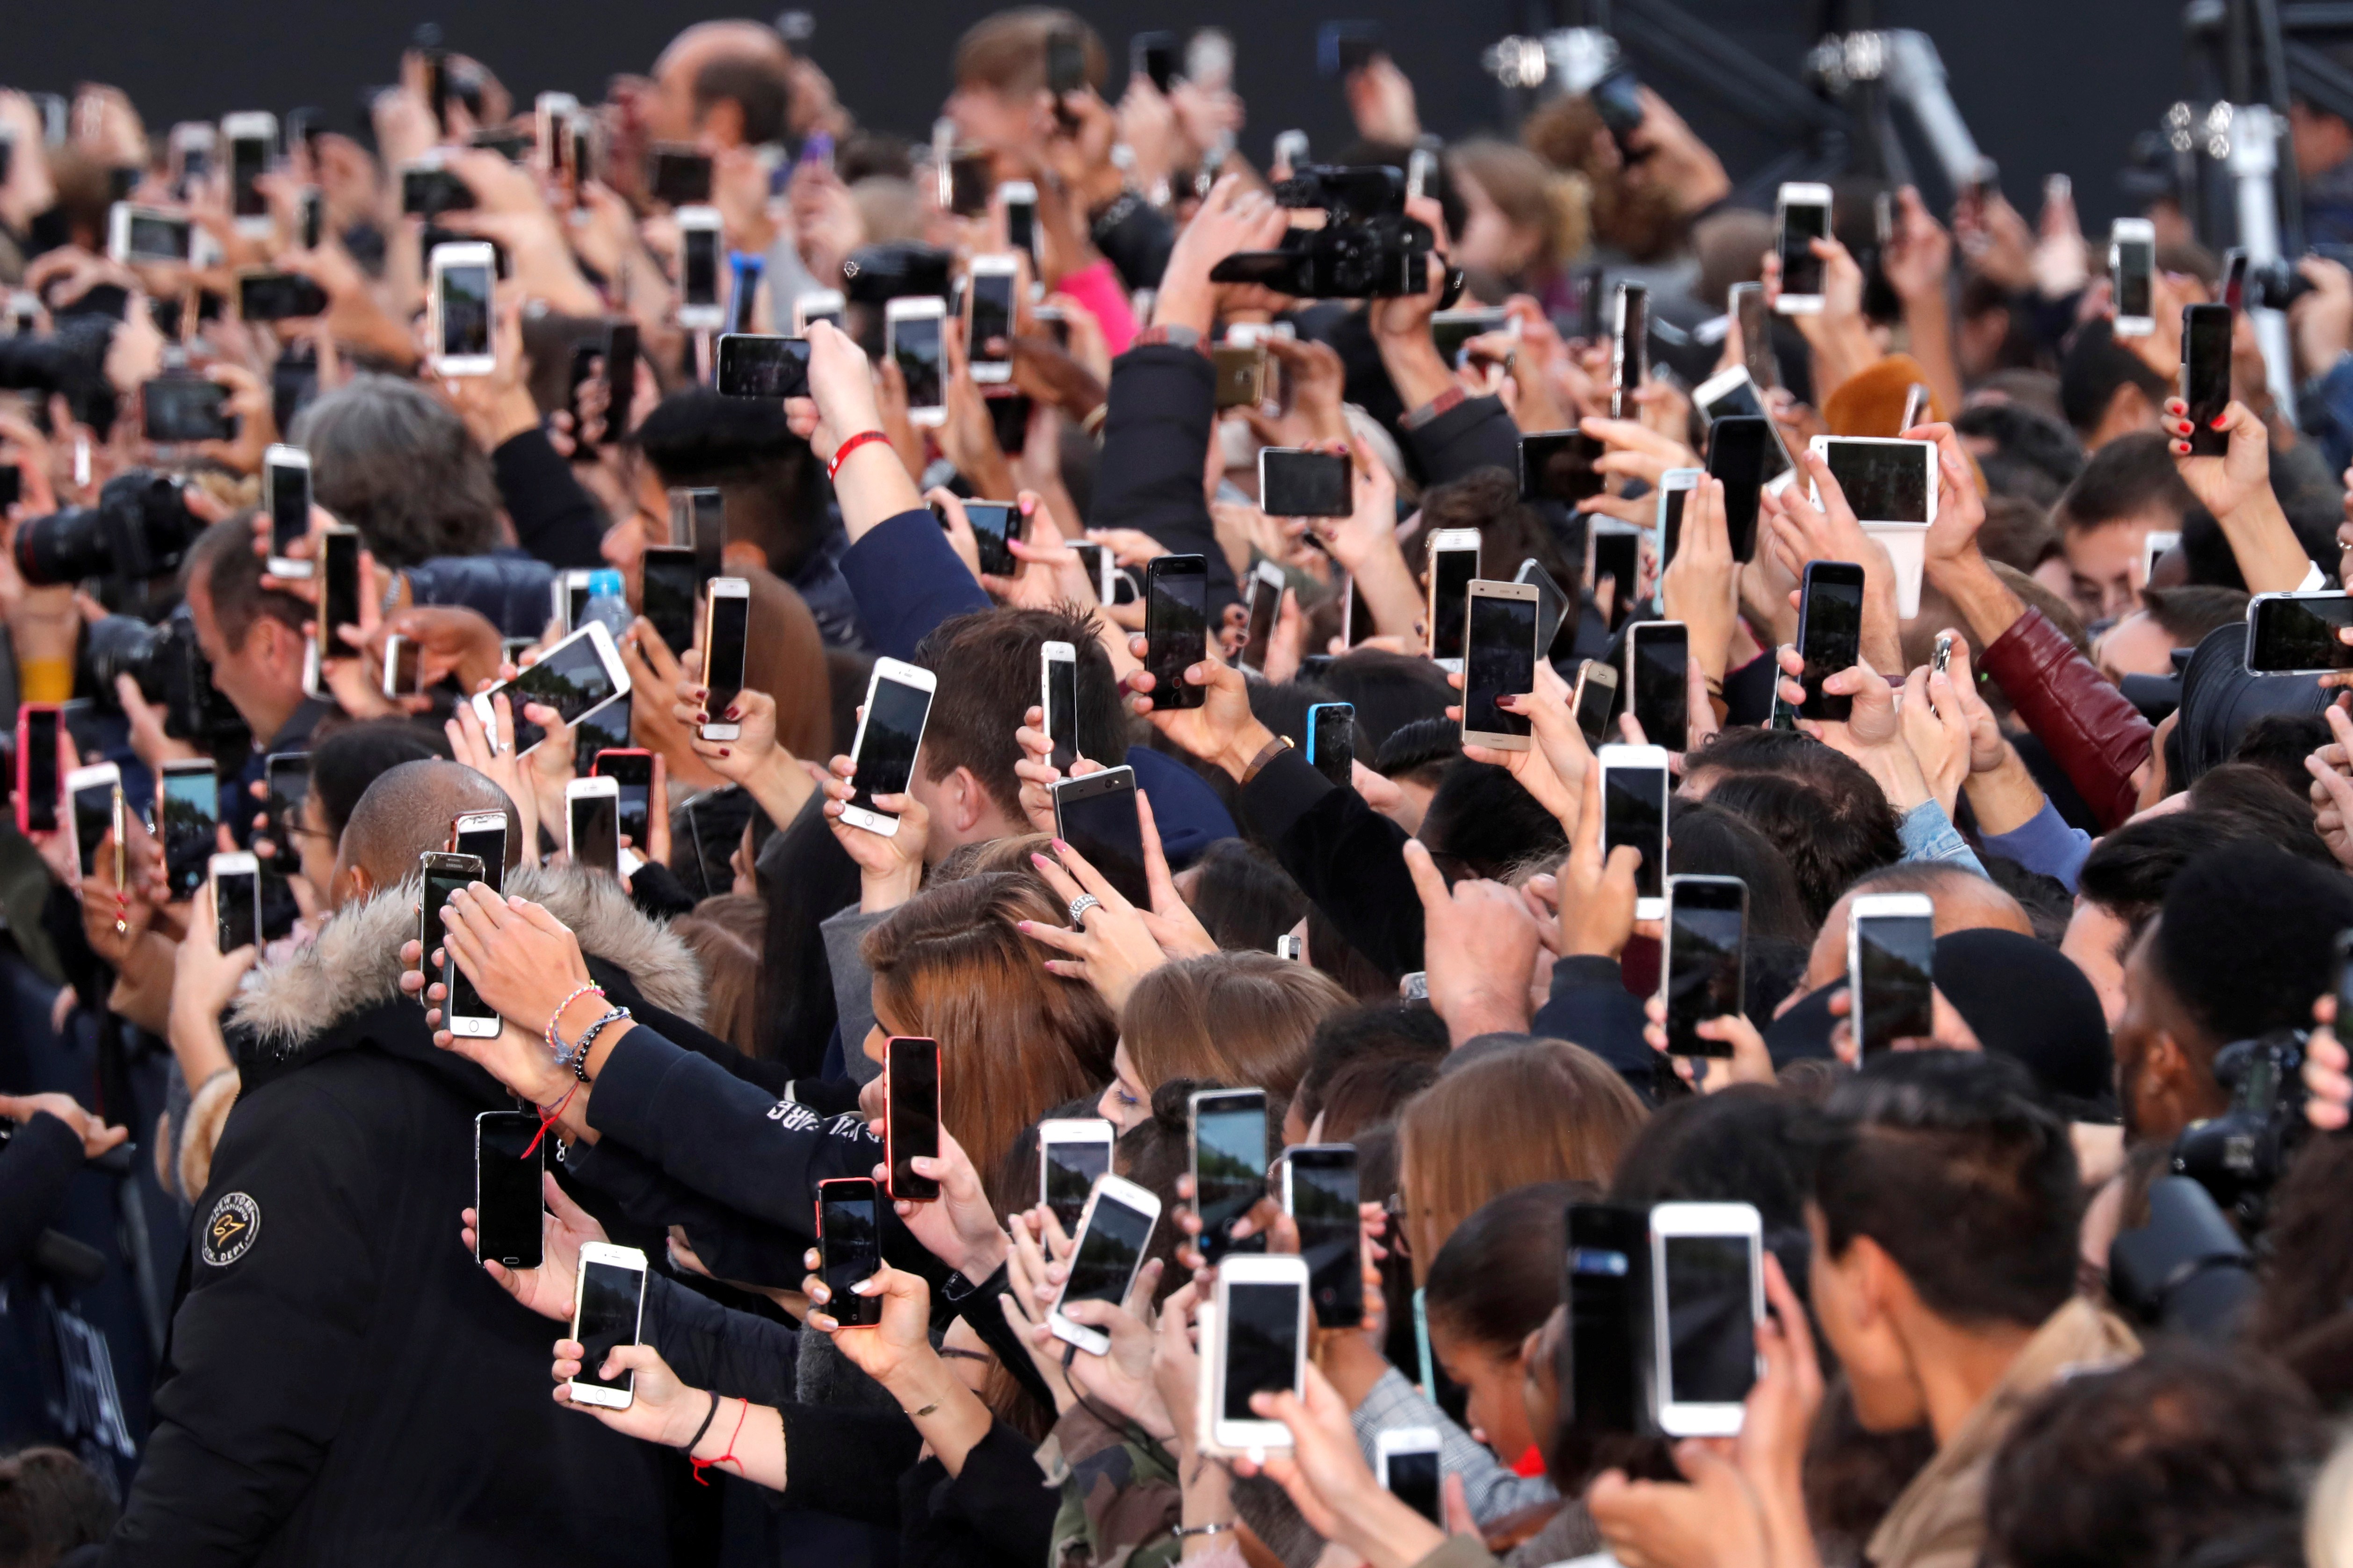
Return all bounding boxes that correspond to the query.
[1810,436,1936,616]
[1461,580,1539,751]
[952,499,1018,578]
[1572,660,1620,744]
[211,852,261,953]
[2246,592,2353,673]
[2111,217,2156,337]
[566,776,621,877]
[698,577,752,740]
[1049,1173,1162,1353]
[1794,561,1866,722]
[1597,743,1670,921]
[568,1243,650,1409]
[1517,430,1605,505]
[1588,521,1641,632]
[1850,892,1935,1054]
[1611,282,1647,418]
[844,658,938,837]
[1306,701,1355,787]
[676,206,724,329]
[1377,1429,1443,1523]
[420,850,499,1039]
[1624,620,1689,750]
[2182,303,2232,457]
[1240,559,1284,676]
[65,763,119,881]
[1207,1254,1309,1452]
[1662,875,1747,1058]
[886,1036,942,1201]
[470,622,632,755]
[1691,368,1794,491]
[886,297,948,426]
[427,241,496,377]
[818,1178,885,1326]
[1190,1087,1267,1266]
[143,376,232,443]
[1283,1144,1362,1329]
[1774,183,1831,314]
[159,758,218,901]
[451,808,507,897]
[588,752,653,860]
[238,270,331,322]
[1424,530,1480,674]
[1038,1119,1114,1231]
[714,333,811,398]
[1041,640,1080,772]
[1050,765,1148,907]
[475,1109,545,1269]
[1705,417,1771,563]
[967,253,1019,384]
[15,703,61,836]
[1565,1202,1651,1438]
[1259,448,1352,518]
[264,445,312,578]
[1655,469,1700,595]
[1144,555,1209,711]
[1650,1201,1764,1437]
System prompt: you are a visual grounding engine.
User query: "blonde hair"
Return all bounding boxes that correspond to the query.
[1121,952,1349,1117]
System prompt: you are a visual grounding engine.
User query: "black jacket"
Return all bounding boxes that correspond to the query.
[1237,746,1420,977]
[0,1110,84,1277]
[1092,344,1241,616]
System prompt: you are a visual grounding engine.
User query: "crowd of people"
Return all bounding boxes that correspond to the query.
[11,8,2353,1568]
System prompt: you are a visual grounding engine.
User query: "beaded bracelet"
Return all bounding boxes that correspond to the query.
[570,1006,633,1083]
[545,984,607,1059]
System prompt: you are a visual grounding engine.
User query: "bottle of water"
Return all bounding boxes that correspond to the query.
[579,569,634,645]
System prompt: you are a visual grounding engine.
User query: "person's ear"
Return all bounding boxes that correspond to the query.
[947,765,990,835]
[702,98,744,148]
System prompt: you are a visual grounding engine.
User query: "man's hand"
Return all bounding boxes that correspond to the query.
[1153,173,1288,337]
[1403,839,1539,1043]
[2292,256,2353,381]
[1120,637,1272,781]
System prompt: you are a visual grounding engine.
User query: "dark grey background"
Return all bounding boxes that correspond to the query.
[7,0,2181,227]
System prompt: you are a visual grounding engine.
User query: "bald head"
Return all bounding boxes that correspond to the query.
[652,21,792,145]
[1803,866,2033,988]
[332,760,522,906]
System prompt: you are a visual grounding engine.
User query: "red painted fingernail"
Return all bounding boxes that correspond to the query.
[719,747,731,757]
[2211,413,2230,430]
[724,706,739,721]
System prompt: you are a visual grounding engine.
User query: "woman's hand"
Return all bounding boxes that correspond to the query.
[551,1338,710,1447]
[821,753,929,911]
[873,1127,1008,1284]
[464,1169,604,1321]
[1046,1260,1175,1440]
[1020,838,1179,1012]
[445,690,540,855]
[1236,1363,1447,1568]
[171,874,259,1025]
[437,886,594,1040]
[1642,995,1775,1093]
[801,1255,937,1388]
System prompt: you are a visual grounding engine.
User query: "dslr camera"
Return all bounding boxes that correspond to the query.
[2169,1029,2307,1230]
[85,608,246,747]
[1209,165,1438,300]
[2242,247,2353,311]
[14,470,209,603]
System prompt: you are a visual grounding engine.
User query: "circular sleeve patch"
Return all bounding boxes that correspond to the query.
[201,1192,261,1267]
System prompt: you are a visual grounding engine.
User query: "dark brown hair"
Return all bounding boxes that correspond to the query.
[912,606,1128,823]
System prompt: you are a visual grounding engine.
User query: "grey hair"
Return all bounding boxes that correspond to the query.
[290,374,501,567]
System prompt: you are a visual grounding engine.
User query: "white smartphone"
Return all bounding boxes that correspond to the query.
[843,657,939,837]
[697,577,752,741]
[427,241,498,376]
[1240,558,1286,677]
[1848,891,1936,1055]
[886,296,949,427]
[568,1242,650,1410]
[1807,436,1937,526]
[1460,579,1541,752]
[107,203,194,265]
[1041,639,1080,772]
[1774,182,1832,315]
[535,92,580,172]
[222,112,277,236]
[470,621,632,755]
[966,253,1021,385]
[1376,1428,1444,1523]
[553,568,593,635]
[2111,217,2157,338]
[1425,527,1482,674]
[1208,1253,1310,1452]
[382,634,420,699]
[566,775,622,877]
[2141,529,2181,587]
[1048,1172,1163,1354]
[677,206,725,330]
[209,851,261,954]
[64,762,123,882]
[1597,743,1671,921]
[793,287,847,336]
[169,121,217,189]
[1037,1117,1115,1231]
[1274,933,1305,961]
[1273,129,1310,172]
[452,809,509,897]
[1650,1201,1764,1438]
[263,444,312,578]
[1655,466,1701,574]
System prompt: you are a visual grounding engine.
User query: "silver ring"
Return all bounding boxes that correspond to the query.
[1067,893,1102,927]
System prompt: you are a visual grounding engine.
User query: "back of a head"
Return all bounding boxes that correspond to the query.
[185,514,307,652]
[1122,952,1349,1113]
[1983,1343,2325,1568]
[1693,743,1902,925]
[1954,400,2085,501]
[673,895,765,1055]
[2225,722,2335,809]
[1398,1039,1646,1274]
[1811,1052,2080,1329]
[1424,1181,1585,1353]
[2052,431,2198,535]
[1374,715,1462,784]
[1296,1001,1449,1128]
[1609,1084,1810,1240]
[1186,839,1307,954]
[1418,468,1579,596]
[1847,860,2031,934]
[912,606,1126,823]
[1666,801,1812,941]
[307,718,453,844]
[693,51,793,145]
[292,374,499,567]
[2154,842,2353,1051]
[1420,758,1568,880]
[1315,649,1456,754]
[631,389,828,577]
[2191,760,2334,863]
[1934,929,2114,1115]
[2059,320,2171,439]
[953,7,1105,95]
[2144,584,2252,649]
[2078,810,2224,929]
[0,1445,116,1564]
[340,759,521,892]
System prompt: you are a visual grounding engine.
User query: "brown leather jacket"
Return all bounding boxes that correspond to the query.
[1979,606,2153,830]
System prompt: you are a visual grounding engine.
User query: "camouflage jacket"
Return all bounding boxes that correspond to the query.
[1042,1402,1184,1568]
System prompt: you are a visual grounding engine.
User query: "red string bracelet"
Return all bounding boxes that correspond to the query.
[827,429,890,481]
[523,1086,577,1160]
[690,1397,752,1486]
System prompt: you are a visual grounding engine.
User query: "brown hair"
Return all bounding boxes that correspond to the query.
[952,8,1106,97]
[1448,138,1583,279]
[863,873,1115,1204]
[185,514,308,647]
[1120,952,1349,1118]
[734,565,834,761]
[1521,95,1687,264]
[1397,1040,1645,1280]
[912,606,1129,824]
[673,894,765,1054]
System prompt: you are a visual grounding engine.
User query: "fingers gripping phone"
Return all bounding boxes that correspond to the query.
[420,851,499,1038]
[1283,1145,1362,1329]
[1849,892,1936,1054]
[698,577,752,741]
[470,622,633,755]
[475,1110,545,1269]
[1774,183,1831,314]
[159,758,219,901]
[1051,766,1148,907]
[1597,744,1671,922]
[1038,1119,1114,1232]
[1377,1429,1443,1523]
[1049,1173,1162,1353]
[1662,875,1746,1058]
[1144,556,1209,711]
[568,1243,650,1409]
[567,776,622,878]
[1793,561,1866,723]
[819,1178,886,1326]
[1190,1088,1268,1266]
[588,752,653,859]
[1207,1254,1310,1452]
[15,703,62,835]
[886,1036,941,1201]
[1041,641,1080,772]
[1461,580,1539,751]
[211,852,261,953]
[2182,303,2232,458]
[844,658,938,837]
[451,808,507,897]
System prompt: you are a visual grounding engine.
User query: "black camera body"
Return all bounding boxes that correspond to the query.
[840,242,954,307]
[2244,248,2353,311]
[14,470,208,596]
[1209,165,1435,300]
[2169,1029,2308,1229]
[85,610,247,748]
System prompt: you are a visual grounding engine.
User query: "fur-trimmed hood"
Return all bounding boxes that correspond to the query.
[231,861,706,1052]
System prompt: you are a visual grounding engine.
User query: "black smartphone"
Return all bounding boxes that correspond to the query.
[1795,562,1866,722]
[818,1178,885,1326]
[451,809,507,898]
[1705,417,1769,563]
[1191,1087,1268,1266]
[1308,701,1355,787]
[2246,593,2353,673]
[71,773,116,880]
[1600,750,1669,910]
[1286,1145,1362,1329]
[715,332,811,398]
[1591,526,1641,630]
[648,145,714,205]
[1573,661,1620,744]
[1134,30,1180,92]
[591,751,655,854]
[159,759,218,900]
[19,706,60,833]
[143,377,232,443]
[1260,449,1352,517]
[418,851,489,1025]
[1144,555,1209,712]
[400,163,475,216]
[474,1109,545,1269]
[264,751,309,849]
[606,321,640,440]
[1564,1202,1650,1437]
[1664,876,1746,1058]
[1853,900,1937,1054]
[1627,621,1689,750]
[213,859,260,952]
[886,1036,942,1201]
[956,500,1018,578]
[2182,303,2232,458]
[638,545,699,661]
[1518,431,1605,505]
[1052,766,1148,907]
[319,530,361,658]
[1047,29,1089,94]
[1612,283,1648,419]
[239,271,330,322]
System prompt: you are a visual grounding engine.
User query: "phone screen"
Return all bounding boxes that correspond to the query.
[574,1257,645,1393]
[22,709,58,832]
[821,1184,884,1324]
[961,501,1018,577]
[1386,1448,1441,1523]
[454,819,507,897]
[1857,913,1936,1052]
[1697,379,1792,487]
[2184,305,2232,455]
[232,136,268,218]
[1518,432,1605,504]
[1045,655,1079,771]
[265,754,308,848]
[1780,199,1828,296]
[438,260,492,358]
[476,1111,545,1268]
[1194,1095,1267,1264]
[1056,772,1148,906]
[592,755,653,853]
[1661,479,1691,571]
[1145,556,1209,709]
[703,590,750,714]
[1006,197,1037,255]
[1574,666,1617,743]
[1463,593,1536,737]
[1821,442,1930,523]
[1310,703,1355,786]
[682,229,720,307]
[1593,529,1640,627]
[498,630,622,752]
[1043,1134,1111,1231]
[128,210,190,261]
[2115,237,2155,318]
[2249,595,2353,672]
[1705,419,1768,562]
[1222,1281,1303,1421]
[268,458,309,558]
[851,676,934,821]
[1665,881,1745,1055]
[892,310,946,409]
[240,272,328,323]
[639,548,699,661]
[145,379,230,442]
[1664,1235,1757,1405]
[1631,626,1689,750]
[1603,765,1667,903]
[1064,1194,1154,1310]
[1567,1205,1644,1435]
[1612,285,1647,416]
[216,868,260,952]
[715,334,811,397]
[160,764,217,899]
[1262,450,1353,517]
[1290,1151,1362,1328]
[1242,572,1281,672]
[888,1038,942,1199]
[1429,545,1478,666]
[970,271,1015,364]
[421,856,492,1025]
[320,533,361,653]
[572,790,620,874]
[1797,567,1865,721]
